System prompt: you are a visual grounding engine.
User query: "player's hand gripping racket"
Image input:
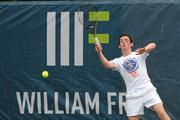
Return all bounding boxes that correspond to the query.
[77,4,100,45]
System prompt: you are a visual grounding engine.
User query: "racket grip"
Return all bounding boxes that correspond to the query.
[94,37,100,45]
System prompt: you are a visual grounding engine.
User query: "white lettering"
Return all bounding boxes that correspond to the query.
[107,92,116,114]
[44,92,53,114]
[71,92,84,114]
[85,92,99,114]
[16,92,35,114]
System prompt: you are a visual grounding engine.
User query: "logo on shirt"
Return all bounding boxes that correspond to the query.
[122,58,139,73]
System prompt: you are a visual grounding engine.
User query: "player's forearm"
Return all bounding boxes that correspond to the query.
[97,51,112,69]
[144,43,156,53]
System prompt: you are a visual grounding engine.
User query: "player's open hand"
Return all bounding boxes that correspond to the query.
[136,47,145,55]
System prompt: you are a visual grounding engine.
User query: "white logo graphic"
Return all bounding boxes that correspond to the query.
[47,12,83,66]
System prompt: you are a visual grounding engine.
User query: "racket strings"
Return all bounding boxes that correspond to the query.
[77,4,99,40]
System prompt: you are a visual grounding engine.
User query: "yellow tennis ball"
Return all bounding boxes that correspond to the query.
[42,71,49,78]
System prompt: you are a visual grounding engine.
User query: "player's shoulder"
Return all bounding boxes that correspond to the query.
[132,51,137,55]
[114,57,121,60]
[132,51,149,56]
[112,57,122,62]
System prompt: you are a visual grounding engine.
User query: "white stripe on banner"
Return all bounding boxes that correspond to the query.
[74,12,83,66]
[47,12,56,66]
[61,12,70,66]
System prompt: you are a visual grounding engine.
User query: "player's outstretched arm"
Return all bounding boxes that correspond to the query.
[95,44,116,69]
[136,42,156,55]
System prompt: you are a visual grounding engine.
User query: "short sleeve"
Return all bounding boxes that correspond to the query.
[111,58,120,71]
[141,52,149,60]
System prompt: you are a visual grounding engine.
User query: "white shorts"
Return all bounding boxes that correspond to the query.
[126,88,163,116]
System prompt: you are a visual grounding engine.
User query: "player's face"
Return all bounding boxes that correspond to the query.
[119,36,133,50]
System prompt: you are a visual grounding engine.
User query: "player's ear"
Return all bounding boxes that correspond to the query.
[131,43,133,47]
[118,44,121,48]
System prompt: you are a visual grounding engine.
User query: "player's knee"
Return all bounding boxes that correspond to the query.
[128,116,139,120]
[156,110,170,120]
[156,110,165,116]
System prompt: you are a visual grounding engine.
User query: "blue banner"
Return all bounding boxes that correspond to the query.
[0,1,179,120]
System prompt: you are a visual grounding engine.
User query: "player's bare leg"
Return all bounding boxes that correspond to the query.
[151,103,171,120]
[128,116,139,120]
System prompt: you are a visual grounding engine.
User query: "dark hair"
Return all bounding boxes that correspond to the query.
[118,33,133,45]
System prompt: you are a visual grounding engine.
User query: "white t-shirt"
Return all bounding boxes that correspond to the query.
[112,52,156,95]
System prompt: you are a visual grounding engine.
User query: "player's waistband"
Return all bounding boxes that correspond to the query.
[126,83,156,98]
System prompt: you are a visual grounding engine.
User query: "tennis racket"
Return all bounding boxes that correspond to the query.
[77,4,100,45]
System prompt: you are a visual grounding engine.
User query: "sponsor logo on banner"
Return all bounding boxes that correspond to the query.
[46,11,110,66]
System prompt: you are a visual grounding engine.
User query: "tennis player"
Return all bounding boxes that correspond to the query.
[95,33,171,120]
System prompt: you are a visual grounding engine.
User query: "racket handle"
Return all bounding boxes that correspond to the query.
[94,37,100,45]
